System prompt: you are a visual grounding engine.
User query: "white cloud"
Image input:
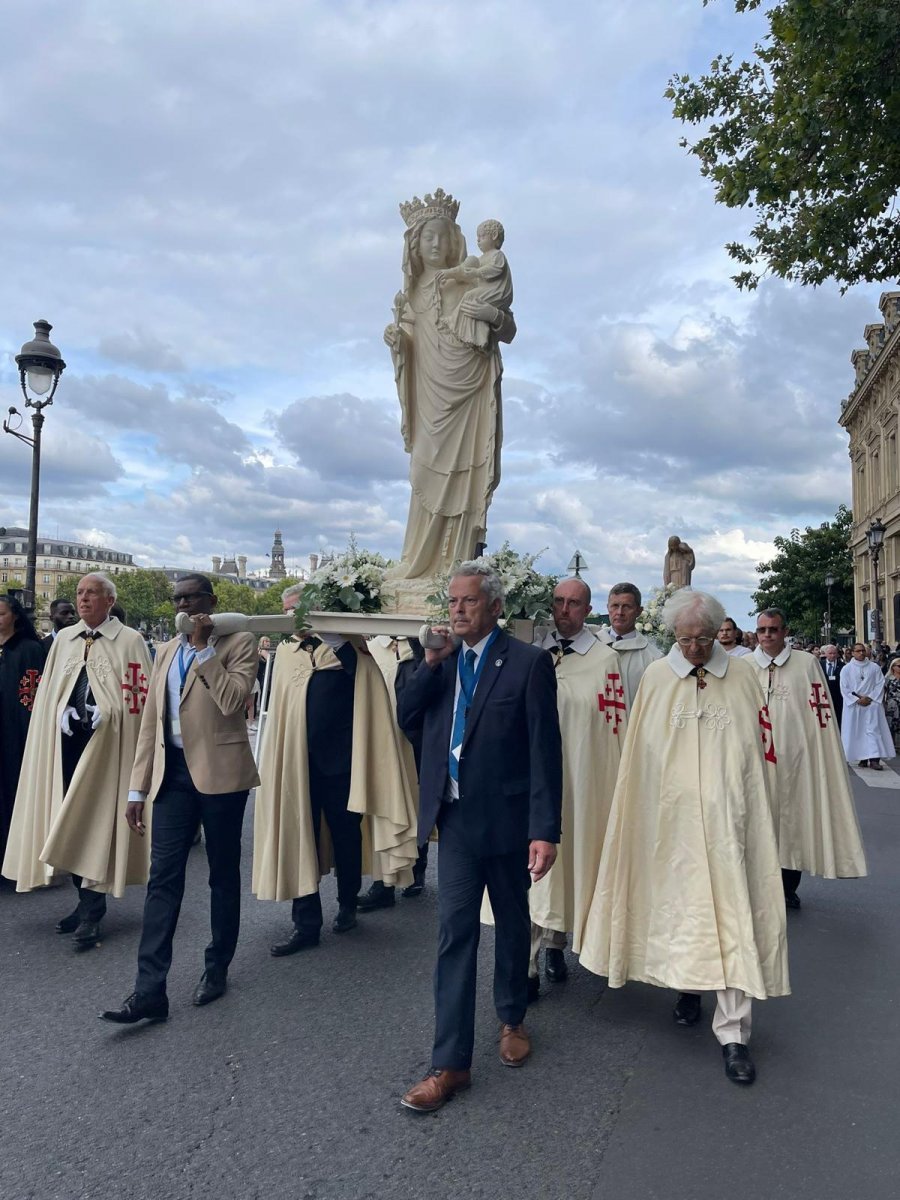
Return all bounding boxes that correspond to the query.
[0,1,873,628]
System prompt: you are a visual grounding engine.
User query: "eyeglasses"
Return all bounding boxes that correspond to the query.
[676,636,713,647]
[174,592,211,604]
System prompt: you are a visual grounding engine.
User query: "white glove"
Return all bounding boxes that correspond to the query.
[86,703,103,730]
[59,706,79,736]
[318,632,347,650]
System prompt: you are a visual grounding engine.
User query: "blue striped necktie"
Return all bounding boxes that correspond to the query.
[449,649,477,783]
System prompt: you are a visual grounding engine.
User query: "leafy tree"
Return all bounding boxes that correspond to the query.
[209,578,258,615]
[667,1,900,290]
[54,569,175,627]
[752,504,854,639]
[253,578,301,614]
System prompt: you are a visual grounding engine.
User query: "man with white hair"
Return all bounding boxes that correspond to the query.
[580,589,788,1086]
[3,573,152,949]
[753,610,866,910]
[397,562,562,1112]
[598,583,662,707]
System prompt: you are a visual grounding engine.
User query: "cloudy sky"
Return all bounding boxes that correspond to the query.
[0,1,878,623]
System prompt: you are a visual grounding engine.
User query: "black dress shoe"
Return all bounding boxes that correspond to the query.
[784,891,801,909]
[356,881,396,911]
[193,970,227,1007]
[673,992,702,1026]
[72,920,101,950]
[545,947,568,983]
[402,864,427,898]
[100,991,169,1024]
[722,1042,756,1085]
[56,908,81,934]
[270,929,320,957]
[332,905,358,934]
[527,974,540,1004]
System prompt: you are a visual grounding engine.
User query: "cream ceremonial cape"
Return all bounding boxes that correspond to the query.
[3,619,152,894]
[252,639,418,901]
[753,647,866,878]
[530,634,624,947]
[578,644,789,999]
[367,637,419,797]
[597,629,663,708]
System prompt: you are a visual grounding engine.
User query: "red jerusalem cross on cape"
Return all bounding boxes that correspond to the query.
[808,681,832,728]
[121,662,149,715]
[18,668,41,711]
[598,671,626,735]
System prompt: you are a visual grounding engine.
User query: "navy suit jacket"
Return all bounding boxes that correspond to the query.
[397,628,562,855]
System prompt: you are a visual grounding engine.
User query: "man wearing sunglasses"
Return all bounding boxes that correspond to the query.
[102,574,259,1025]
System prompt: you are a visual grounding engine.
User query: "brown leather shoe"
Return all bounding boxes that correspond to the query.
[400,1068,471,1112]
[499,1023,531,1067]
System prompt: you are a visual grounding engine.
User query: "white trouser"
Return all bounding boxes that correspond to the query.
[529,922,567,977]
[712,987,753,1046]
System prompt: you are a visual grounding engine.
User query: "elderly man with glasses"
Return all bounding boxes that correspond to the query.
[580,589,789,1087]
[102,574,260,1024]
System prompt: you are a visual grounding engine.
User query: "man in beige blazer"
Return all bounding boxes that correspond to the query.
[101,574,259,1025]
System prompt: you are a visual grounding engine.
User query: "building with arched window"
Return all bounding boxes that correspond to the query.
[839,291,900,644]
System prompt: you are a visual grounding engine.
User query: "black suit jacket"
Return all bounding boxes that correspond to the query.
[397,629,562,855]
[819,656,844,714]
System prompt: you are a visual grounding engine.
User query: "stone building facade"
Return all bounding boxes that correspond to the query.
[0,526,137,620]
[839,291,900,644]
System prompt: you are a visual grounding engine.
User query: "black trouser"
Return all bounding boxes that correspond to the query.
[60,723,108,923]
[135,746,248,998]
[782,867,802,898]
[431,799,531,1071]
[291,767,361,935]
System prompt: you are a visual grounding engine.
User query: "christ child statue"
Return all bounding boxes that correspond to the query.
[439,219,513,350]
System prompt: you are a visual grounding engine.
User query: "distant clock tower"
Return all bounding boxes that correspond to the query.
[269,529,287,579]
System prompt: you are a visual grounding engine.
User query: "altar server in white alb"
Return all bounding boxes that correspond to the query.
[528,578,623,994]
[840,642,895,770]
[753,609,866,910]
[579,590,788,1087]
[597,583,662,707]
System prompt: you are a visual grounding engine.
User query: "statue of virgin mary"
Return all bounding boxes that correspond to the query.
[383,189,516,587]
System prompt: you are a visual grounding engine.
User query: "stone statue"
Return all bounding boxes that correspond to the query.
[383,189,516,590]
[664,535,695,590]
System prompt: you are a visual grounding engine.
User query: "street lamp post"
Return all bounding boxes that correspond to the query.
[866,518,887,648]
[825,571,835,644]
[2,321,66,614]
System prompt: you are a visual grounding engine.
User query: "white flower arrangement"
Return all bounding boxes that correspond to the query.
[294,537,390,628]
[428,542,559,622]
[634,583,679,652]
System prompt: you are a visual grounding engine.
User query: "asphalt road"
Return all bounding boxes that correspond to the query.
[1,768,897,1200]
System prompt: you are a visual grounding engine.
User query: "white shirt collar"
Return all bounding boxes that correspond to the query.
[460,630,495,666]
[666,639,730,679]
[753,645,791,668]
[541,625,597,655]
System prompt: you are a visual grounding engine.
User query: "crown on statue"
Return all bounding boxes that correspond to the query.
[399,188,460,228]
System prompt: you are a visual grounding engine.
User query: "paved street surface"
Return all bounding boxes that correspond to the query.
[2,768,898,1200]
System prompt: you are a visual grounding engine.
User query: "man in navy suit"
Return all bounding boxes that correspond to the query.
[819,643,845,728]
[397,562,562,1112]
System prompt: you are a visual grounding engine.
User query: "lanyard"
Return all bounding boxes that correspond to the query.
[457,628,499,706]
[178,644,197,692]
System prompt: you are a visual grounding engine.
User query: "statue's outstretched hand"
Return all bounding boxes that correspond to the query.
[383,323,402,350]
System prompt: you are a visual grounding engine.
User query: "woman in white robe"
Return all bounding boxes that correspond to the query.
[840,643,894,768]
